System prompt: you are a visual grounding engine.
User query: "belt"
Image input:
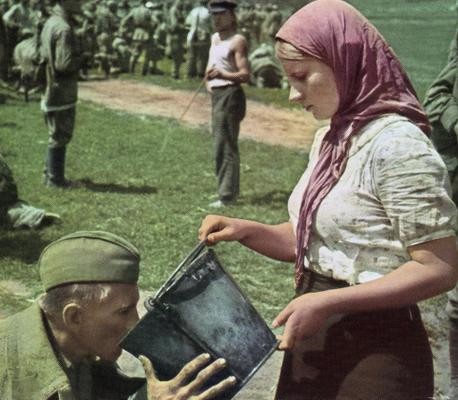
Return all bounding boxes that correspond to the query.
[298,269,421,323]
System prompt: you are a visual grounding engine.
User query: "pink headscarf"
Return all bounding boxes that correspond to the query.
[276,0,431,288]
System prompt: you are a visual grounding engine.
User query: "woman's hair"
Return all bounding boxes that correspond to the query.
[275,40,307,62]
[40,283,112,324]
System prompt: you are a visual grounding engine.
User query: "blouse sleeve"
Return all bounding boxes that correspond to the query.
[373,124,457,247]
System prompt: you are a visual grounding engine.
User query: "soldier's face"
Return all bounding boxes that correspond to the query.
[75,283,140,362]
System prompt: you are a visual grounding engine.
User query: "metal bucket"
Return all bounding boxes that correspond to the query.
[120,242,278,399]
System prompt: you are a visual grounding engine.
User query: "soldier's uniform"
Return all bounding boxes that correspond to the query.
[112,27,132,73]
[2,0,33,77]
[40,3,81,187]
[0,152,59,228]
[166,0,188,79]
[121,4,154,75]
[0,4,7,80]
[0,231,145,399]
[423,28,458,399]
[185,0,211,79]
[248,42,283,88]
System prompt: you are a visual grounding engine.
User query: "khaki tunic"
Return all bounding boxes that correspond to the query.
[0,302,146,400]
[40,5,80,112]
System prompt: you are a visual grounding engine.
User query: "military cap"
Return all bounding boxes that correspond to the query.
[208,0,237,13]
[39,231,140,291]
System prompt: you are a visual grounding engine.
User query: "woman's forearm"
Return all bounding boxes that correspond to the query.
[238,220,296,262]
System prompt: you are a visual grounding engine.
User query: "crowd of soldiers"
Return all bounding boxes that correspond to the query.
[0,0,287,89]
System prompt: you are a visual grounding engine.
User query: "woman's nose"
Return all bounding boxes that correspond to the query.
[289,86,302,103]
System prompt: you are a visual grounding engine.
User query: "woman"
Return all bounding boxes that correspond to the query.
[198,1,458,399]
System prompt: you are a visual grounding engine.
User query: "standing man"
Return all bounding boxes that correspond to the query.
[205,0,249,208]
[40,0,82,188]
[0,230,236,399]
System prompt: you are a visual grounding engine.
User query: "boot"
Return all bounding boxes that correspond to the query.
[450,319,458,399]
[44,146,71,188]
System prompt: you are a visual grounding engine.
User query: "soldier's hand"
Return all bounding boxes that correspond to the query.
[139,353,236,400]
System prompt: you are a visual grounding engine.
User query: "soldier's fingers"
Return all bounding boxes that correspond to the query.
[173,353,212,386]
[183,358,228,395]
[195,376,237,400]
[138,355,158,383]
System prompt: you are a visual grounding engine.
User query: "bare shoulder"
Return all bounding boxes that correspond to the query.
[231,33,248,52]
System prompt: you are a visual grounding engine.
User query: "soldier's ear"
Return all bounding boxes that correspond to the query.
[62,302,83,331]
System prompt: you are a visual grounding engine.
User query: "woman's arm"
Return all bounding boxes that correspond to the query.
[273,236,458,349]
[198,215,296,262]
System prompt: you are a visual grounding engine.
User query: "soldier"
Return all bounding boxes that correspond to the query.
[248,42,283,88]
[0,152,60,228]
[2,0,33,78]
[260,3,282,45]
[205,0,250,207]
[112,26,132,73]
[423,28,458,399]
[237,2,255,51]
[121,1,155,75]
[166,0,188,79]
[185,0,211,79]
[40,0,82,188]
[149,2,167,75]
[0,1,7,81]
[0,231,236,399]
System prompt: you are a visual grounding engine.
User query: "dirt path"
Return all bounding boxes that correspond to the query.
[79,79,326,151]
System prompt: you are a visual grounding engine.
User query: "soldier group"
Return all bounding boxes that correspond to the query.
[0,0,287,85]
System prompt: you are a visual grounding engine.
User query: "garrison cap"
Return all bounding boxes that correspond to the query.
[39,231,140,291]
[208,0,237,13]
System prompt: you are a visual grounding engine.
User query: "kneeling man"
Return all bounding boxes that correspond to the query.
[0,231,235,399]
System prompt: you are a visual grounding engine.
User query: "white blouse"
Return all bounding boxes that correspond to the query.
[288,114,457,285]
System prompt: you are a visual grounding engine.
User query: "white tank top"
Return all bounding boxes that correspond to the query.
[207,32,238,89]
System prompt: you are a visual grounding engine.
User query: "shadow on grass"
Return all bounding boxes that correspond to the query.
[0,231,51,263]
[78,178,158,194]
[244,190,290,208]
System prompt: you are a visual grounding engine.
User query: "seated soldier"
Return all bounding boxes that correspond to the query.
[0,152,59,229]
[0,231,236,400]
[248,42,283,88]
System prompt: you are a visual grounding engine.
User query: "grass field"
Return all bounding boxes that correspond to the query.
[0,0,456,357]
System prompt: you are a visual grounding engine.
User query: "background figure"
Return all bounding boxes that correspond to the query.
[206,0,250,208]
[121,1,154,75]
[165,0,188,79]
[40,0,81,188]
[2,0,32,80]
[0,3,8,81]
[0,152,59,229]
[186,0,211,79]
[248,42,283,88]
[423,27,458,399]
[199,1,457,399]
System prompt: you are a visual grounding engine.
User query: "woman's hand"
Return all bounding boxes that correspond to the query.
[140,353,236,400]
[198,215,247,245]
[272,292,332,350]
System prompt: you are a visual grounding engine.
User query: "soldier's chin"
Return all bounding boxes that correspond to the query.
[100,347,123,362]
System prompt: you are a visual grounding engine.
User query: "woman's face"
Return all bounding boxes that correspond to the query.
[280,55,339,120]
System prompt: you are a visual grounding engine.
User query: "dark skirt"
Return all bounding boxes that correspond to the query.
[274,270,434,400]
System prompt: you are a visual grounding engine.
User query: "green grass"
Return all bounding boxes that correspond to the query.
[0,91,305,320]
